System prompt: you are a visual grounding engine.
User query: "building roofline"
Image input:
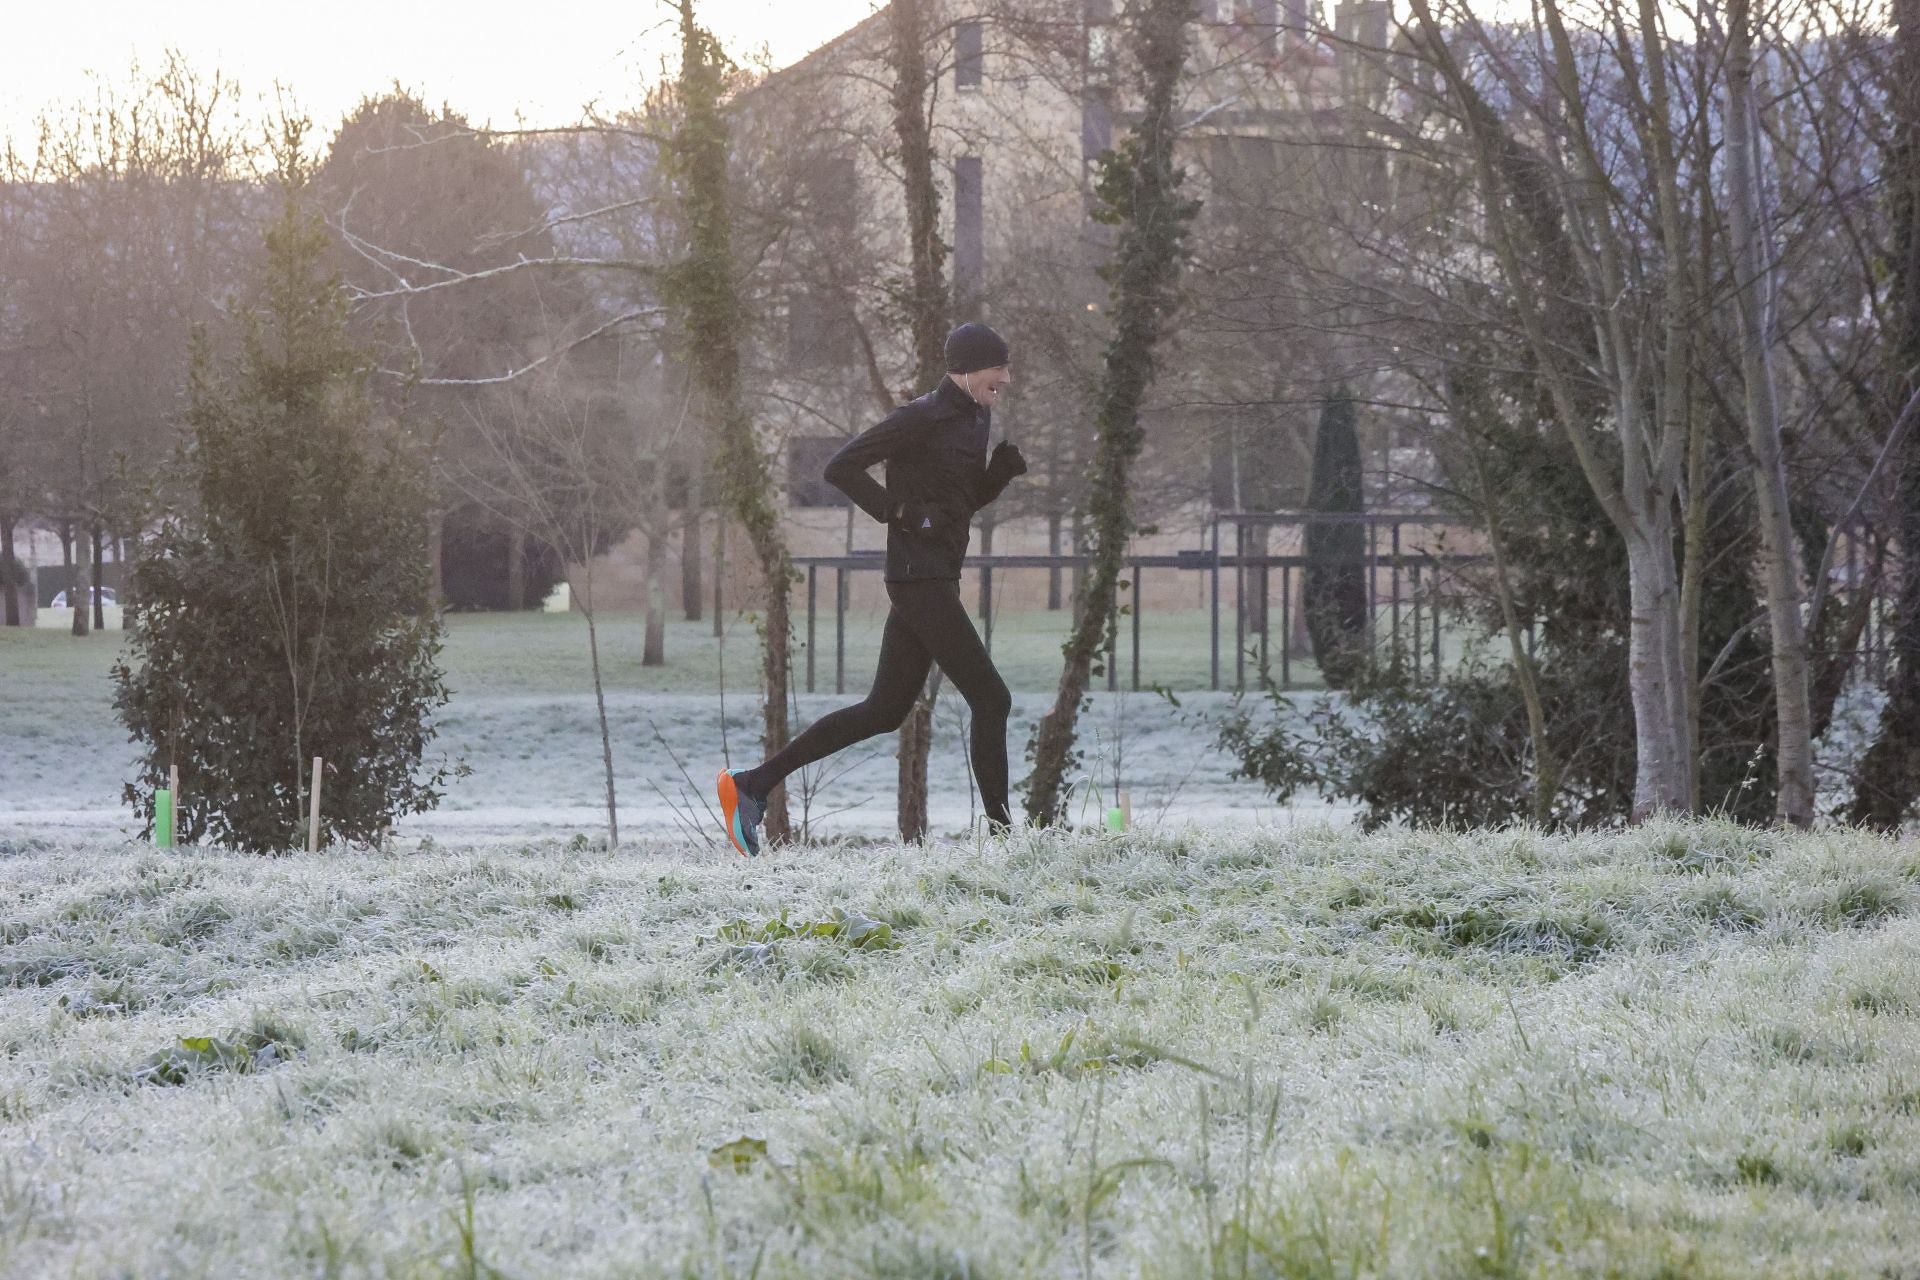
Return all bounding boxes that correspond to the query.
[749,3,895,95]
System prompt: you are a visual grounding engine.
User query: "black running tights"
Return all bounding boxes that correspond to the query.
[739,578,1012,825]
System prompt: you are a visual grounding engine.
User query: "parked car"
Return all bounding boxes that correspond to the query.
[49,587,117,609]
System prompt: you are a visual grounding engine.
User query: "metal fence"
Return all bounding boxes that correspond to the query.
[792,509,1908,695]
[794,512,1485,694]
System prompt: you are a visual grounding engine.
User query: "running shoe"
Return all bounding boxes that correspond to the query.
[715,769,764,858]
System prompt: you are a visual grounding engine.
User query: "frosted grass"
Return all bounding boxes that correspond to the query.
[1,819,1916,1276]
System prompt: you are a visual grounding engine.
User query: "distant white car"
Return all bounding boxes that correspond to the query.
[49,587,118,608]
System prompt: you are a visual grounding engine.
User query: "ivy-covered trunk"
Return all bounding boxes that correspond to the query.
[1026,0,1197,827]
[1848,0,1920,828]
[888,0,950,843]
[668,0,794,843]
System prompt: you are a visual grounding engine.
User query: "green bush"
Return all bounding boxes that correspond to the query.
[112,143,453,853]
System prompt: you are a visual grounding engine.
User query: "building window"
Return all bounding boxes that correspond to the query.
[1081,94,1113,163]
[786,151,860,369]
[955,21,984,90]
[1253,0,1281,53]
[1337,0,1388,48]
[1208,134,1278,213]
[788,436,850,508]
[953,156,984,302]
[786,288,856,369]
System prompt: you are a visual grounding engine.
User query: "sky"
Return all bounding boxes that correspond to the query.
[1,0,882,150]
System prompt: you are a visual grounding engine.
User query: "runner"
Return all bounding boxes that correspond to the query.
[716,321,1026,855]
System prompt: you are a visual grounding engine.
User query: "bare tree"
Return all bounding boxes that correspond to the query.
[1409,0,1705,816]
[453,357,660,848]
[2,56,253,639]
[1725,0,1815,826]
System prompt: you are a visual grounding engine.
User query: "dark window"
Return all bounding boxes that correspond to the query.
[953,156,984,302]
[786,152,861,368]
[1350,1,1388,48]
[1209,427,1238,509]
[786,289,855,368]
[1284,0,1314,31]
[955,21,984,90]
[1081,94,1113,162]
[788,436,850,508]
[1253,0,1280,52]
[1208,135,1278,212]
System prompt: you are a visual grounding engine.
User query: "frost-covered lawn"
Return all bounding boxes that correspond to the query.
[1,821,1916,1276]
[2,613,1308,840]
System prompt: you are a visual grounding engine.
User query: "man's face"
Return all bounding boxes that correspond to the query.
[960,364,1012,408]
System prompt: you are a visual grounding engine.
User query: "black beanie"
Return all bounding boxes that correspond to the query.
[945,321,1010,374]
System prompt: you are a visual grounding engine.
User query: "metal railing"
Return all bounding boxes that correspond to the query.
[792,512,1485,694]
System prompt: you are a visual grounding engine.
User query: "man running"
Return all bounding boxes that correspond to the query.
[716,322,1027,855]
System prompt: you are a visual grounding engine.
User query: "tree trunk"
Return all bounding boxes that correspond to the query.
[427,507,444,606]
[885,0,953,843]
[118,532,133,629]
[681,504,703,621]
[1047,509,1064,610]
[1,514,18,627]
[1811,575,1877,741]
[1850,435,1920,828]
[1623,522,1692,816]
[1848,0,1920,829]
[65,521,89,637]
[889,0,950,391]
[1070,511,1086,606]
[507,524,527,611]
[1412,0,1698,819]
[711,519,726,637]
[643,529,667,666]
[1303,387,1369,687]
[672,0,794,844]
[1726,0,1813,827]
[1027,0,1196,826]
[897,678,935,841]
[583,600,620,850]
[91,523,106,633]
[1248,522,1270,641]
[1460,399,1561,825]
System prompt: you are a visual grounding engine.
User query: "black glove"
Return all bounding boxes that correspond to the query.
[892,500,940,535]
[987,441,1029,484]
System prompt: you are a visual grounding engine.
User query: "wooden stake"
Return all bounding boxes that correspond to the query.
[167,763,179,849]
[307,756,323,853]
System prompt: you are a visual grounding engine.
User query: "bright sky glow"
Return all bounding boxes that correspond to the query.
[1,0,882,149]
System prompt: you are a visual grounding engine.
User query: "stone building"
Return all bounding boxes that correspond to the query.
[576,0,1426,619]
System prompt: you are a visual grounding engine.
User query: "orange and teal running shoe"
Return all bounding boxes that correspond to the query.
[715,769,764,858]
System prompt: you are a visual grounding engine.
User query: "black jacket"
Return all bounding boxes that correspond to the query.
[825,378,1015,582]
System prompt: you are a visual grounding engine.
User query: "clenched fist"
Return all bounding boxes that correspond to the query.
[986,441,1028,484]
